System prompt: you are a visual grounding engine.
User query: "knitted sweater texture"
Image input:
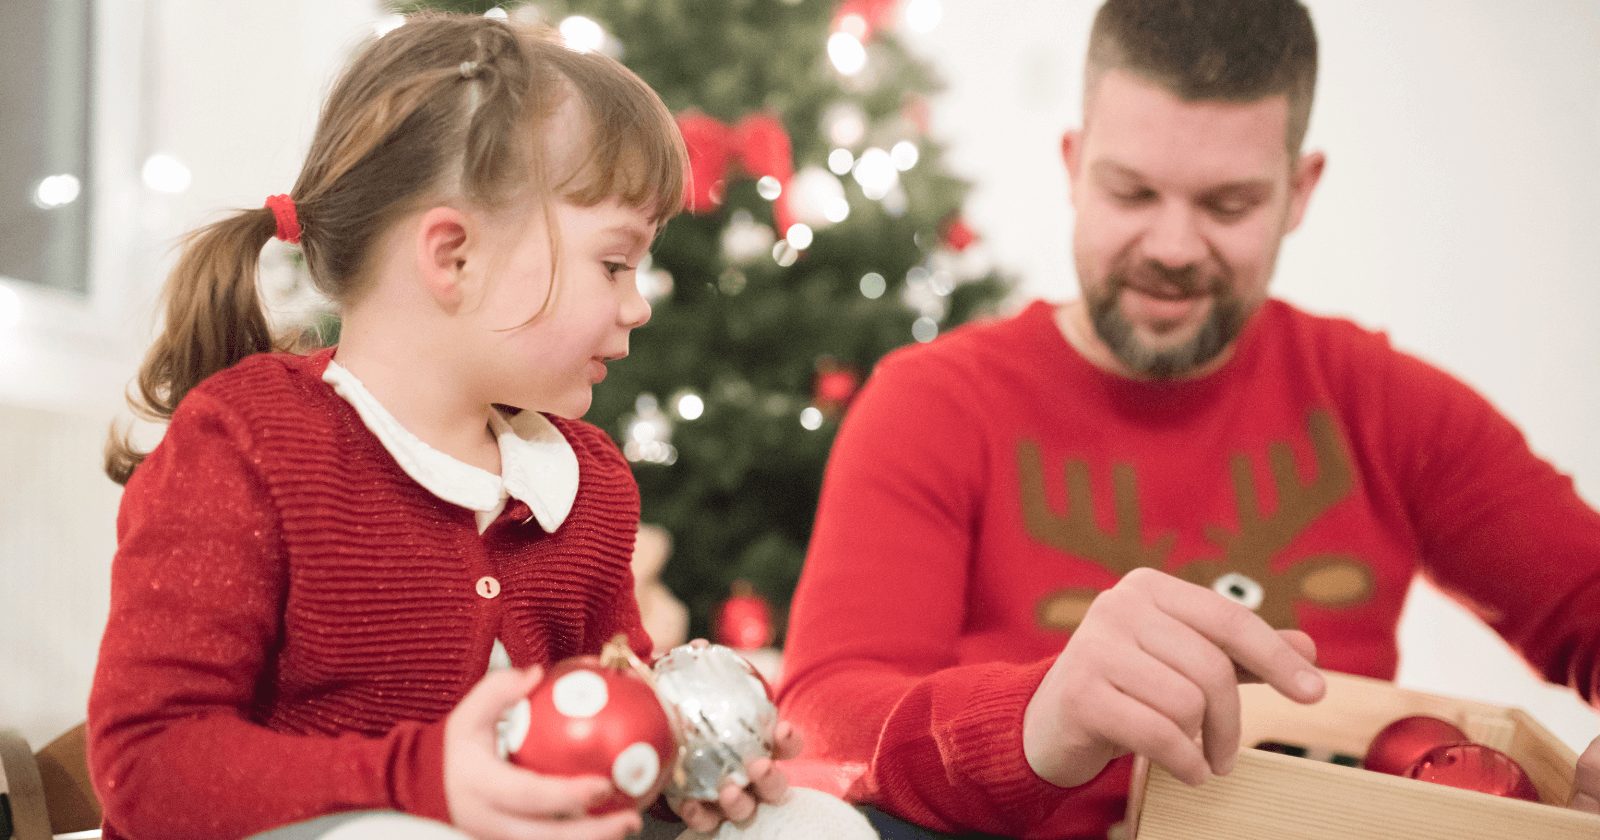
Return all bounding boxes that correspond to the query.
[778,300,1600,838]
[88,349,648,840]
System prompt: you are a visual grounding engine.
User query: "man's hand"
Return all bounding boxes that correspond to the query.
[1572,735,1600,812]
[1022,567,1325,789]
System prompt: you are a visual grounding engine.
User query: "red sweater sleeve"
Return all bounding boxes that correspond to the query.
[1379,350,1600,702]
[88,391,450,839]
[778,351,1075,835]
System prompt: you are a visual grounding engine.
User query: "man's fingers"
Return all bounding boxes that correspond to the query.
[1133,613,1244,775]
[1151,576,1323,704]
[1087,683,1210,786]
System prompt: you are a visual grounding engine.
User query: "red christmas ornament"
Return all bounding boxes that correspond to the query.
[675,111,795,232]
[715,581,775,650]
[1407,743,1541,802]
[814,360,862,411]
[1362,715,1467,776]
[503,637,677,814]
[941,215,978,253]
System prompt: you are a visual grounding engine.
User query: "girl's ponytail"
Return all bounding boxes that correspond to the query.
[105,207,279,484]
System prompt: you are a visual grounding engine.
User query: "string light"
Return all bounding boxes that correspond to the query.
[822,103,867,147]
[852,147,897,201]
[912,316,939,343]
[890,140,920,171]
[142,154,191,194]
[771,241,800,268]
[827,32,867,76]
[859,272,887,299]
[828,148,855,175]
[756,176,783,201]
[32,174,80,209]
[484,6,509,20]
[799,407,825,430]
[674,391,705,421]
[559,15,605,53]
[785,223,815,250]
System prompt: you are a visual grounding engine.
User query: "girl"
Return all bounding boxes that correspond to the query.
[91,14,794,840]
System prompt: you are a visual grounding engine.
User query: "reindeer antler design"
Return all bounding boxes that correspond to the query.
[1019,441,1175,629]
[1177,410,1373,628]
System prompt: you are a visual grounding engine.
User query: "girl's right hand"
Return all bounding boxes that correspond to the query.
[444,667,643,840]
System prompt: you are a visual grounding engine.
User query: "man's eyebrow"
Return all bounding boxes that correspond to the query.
[1089,160,1146,182]
[1091,160,1274,194]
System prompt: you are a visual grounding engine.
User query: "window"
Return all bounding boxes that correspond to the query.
[0,1,93,294]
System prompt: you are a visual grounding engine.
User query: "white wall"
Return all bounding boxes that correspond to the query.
[906,0,1600,751]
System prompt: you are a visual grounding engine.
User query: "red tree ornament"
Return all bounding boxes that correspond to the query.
[941,215,978,253]
[715,580,775,650]
[813,359,863,411]
[1361,715,1468,776]
[503,637,677,813]
[1407,743,1541,802]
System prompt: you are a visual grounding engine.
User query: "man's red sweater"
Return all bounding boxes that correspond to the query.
[87,349,649,840]
[778,299,1600,838]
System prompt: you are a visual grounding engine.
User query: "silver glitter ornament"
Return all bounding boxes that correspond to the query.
[651,643,778,800]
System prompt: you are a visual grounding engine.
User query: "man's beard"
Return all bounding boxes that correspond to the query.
[1084,263,1249,379]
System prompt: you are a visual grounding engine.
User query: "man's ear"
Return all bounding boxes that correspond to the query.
[1060,130,1084,181]
[416,206,472,310]
[1285,150,1326,234]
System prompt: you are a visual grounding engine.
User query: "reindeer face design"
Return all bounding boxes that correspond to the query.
[1022,409,1374,631]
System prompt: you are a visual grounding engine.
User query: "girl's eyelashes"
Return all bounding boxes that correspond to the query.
[603,261,636,278]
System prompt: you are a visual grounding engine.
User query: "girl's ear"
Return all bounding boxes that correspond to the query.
[416,206,473,311]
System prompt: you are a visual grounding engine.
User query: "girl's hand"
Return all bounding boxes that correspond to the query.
[444,667,644,840]
[672,720,804,833]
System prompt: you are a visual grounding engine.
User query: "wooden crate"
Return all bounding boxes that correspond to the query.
[1125,671,1600,840]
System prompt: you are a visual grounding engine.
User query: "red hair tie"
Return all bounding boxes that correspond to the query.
[264,194,302,244]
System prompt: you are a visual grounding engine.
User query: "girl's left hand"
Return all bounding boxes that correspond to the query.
[672,720,804,833]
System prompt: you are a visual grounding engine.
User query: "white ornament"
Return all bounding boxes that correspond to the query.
[652,644,777,800]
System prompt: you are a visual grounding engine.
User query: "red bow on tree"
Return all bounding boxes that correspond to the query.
[676,111,795,234]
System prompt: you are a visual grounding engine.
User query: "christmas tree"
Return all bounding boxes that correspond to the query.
[395,0,1008,640]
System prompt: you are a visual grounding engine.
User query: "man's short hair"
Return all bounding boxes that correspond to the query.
[1086,0,1319,154]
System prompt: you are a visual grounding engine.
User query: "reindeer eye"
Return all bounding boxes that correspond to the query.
[1212,572,1265,611]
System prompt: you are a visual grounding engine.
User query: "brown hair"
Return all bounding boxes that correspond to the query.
[1085,0,1319,154]
[106,13,687,484]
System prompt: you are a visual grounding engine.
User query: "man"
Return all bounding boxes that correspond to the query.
[776,1,1600,837]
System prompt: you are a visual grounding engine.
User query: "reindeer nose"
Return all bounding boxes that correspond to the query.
[1212,572,1266,611]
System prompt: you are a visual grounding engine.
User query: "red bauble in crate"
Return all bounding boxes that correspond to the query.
[1406,743,1541,802]
[1362,715,1468,776]
[502,638,676,813]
